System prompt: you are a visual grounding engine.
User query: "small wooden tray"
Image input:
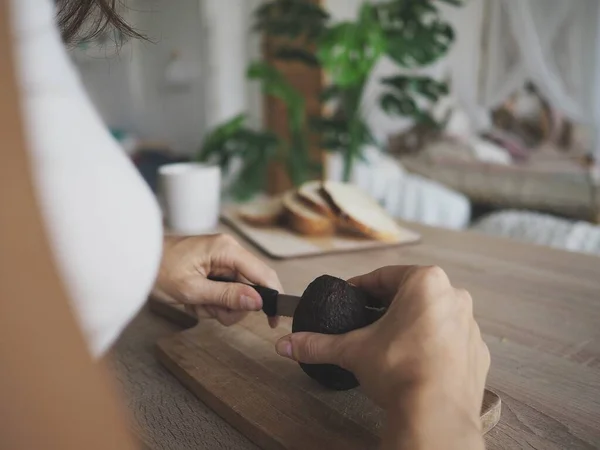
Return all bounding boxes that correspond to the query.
[221,207,421,260]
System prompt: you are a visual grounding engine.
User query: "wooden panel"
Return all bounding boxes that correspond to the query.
[220,208,421,259]
[155,309,501,450]
[263,0,325,194]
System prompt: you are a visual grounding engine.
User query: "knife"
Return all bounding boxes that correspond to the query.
[208,276,300,318]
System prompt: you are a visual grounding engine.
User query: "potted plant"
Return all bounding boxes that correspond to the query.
[198,1,325,200]
[197,62,322,201]
[200,0,460,199]
[197,114,279,202]
[255,0,460,181]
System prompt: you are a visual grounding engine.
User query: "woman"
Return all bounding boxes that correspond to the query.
[5,0,490,448]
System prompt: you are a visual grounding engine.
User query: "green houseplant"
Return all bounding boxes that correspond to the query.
[200,0,461,199]
[255,0,460,181]
[196,114,279,202]
[198,1,323,201]
[313,3,387,182]
[375,0,458,129]
[197,63,317,201]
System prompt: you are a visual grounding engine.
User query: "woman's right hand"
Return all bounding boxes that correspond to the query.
[275,266,490,449]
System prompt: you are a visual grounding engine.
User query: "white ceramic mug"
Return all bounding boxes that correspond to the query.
[159,163,221,235]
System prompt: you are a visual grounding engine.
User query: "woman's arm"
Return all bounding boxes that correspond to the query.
[13,0,164,357]
[0,3,138,448]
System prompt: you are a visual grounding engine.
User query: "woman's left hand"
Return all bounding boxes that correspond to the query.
[152,234,283,328]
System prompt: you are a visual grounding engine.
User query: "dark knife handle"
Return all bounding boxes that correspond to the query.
[208,276,279,317]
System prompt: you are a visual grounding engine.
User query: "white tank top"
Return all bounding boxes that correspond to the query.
[10,0,164,356]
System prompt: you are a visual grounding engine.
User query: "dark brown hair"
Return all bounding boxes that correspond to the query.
[56,0,143,44]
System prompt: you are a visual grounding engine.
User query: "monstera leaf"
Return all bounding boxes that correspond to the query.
[254,0,330,42]
[197,115,281,201]
[312,112,375,163]
[197,114,247,173]
[317,3,386,88]
[311,116,350,152]
[379,75,450,129]
[381,94,419,117]
[381,76,450,103]
[375,0,456,68]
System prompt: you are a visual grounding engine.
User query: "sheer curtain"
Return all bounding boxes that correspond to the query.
[451,0,600,155]
[503,0,599,126]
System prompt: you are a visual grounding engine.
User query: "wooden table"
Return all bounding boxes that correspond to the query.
[110,223,600,449]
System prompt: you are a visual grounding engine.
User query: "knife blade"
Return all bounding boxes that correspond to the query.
[264,293,301,318]
[208,276,300,318]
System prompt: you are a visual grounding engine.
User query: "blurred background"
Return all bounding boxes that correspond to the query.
[70,0,600,255]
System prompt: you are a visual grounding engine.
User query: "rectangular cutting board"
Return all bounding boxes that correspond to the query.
[153,300,501,450]
[220,207,421,260]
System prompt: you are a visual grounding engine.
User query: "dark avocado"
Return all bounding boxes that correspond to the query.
[292,275,385,391]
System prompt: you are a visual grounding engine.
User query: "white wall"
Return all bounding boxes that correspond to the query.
[129,0,206,155]
[75,44,138,132]
[74,0,206,156]
[75,0,264,155]
[245,0,265,129]
[200,0,263,129]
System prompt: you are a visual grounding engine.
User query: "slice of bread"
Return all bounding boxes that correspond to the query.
[237,196,284,227]
[321,181,403,242]
[282,191,335,236]
[297,181,335,218]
